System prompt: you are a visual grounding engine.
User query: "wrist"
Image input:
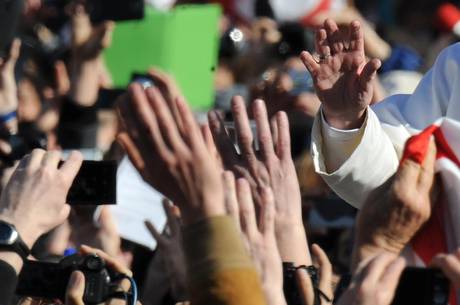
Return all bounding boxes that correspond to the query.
[0,215,40,249]
[352,237,404,272]
[69,58,101,107]
[275,224,311,265]
[322,107,367,130]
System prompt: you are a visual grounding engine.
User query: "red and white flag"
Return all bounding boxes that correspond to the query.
[401,118,460,305]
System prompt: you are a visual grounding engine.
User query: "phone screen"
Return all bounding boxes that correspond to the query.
[66,161,117,205]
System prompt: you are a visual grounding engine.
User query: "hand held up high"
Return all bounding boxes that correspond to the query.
[300,19,381,129]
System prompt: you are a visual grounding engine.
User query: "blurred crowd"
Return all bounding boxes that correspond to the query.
[1,0,460,305]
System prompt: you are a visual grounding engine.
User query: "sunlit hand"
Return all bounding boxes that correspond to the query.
[300,19,380,129]
[117,84,225,225]
[353,140,436,270]
[337,253,406,305]
[208,97,310,265]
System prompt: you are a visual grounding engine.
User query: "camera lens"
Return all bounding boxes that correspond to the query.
[84,255,104,271]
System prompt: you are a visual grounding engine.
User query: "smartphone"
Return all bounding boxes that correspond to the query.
[391,267,449,305]
[0,0,24,57]
[88,0,144,23]
[96,88,126,109]
[66,161,117,205]
[131,72,155,89]
[224,120,259,154]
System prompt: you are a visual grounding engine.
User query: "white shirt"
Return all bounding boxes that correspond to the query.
[311,42,460,209]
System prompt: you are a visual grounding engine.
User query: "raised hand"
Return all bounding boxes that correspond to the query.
[235,178,286,305]
[353,139,436,270]
[336,253,406,305]
[300,19,381,129]
[0,39,21,133]
[145,199,187,301]
[117,84,225,225]
[208,96,311,265]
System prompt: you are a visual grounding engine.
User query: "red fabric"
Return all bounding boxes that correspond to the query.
[437,3,460,32]
[300,0,331,28]
[401,124,460,305]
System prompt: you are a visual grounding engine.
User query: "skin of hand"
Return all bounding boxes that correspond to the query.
[235,178,286,305]
[145,199,188,301]
[300,19,381,130]
[336,252,406,305]
[69,206,123,265]
[352,140,436,271]
[0,39,21,133]
[250,68,320,119]
[0,149,82,272]
[65,245,134,305]
[431,249,460,288]
[296,244,333,305]
[117,83,225,225]
[208,97,311,265]
[69,4,114,106]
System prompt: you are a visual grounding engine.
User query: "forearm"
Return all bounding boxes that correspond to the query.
[69,59,101,107]
[276,223,311,266]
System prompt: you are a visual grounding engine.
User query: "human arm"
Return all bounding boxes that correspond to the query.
[0,149,82,304]
[351,139,436,271]
[116,83,265,305]
[336,253,406,305]
[208,97,311,266]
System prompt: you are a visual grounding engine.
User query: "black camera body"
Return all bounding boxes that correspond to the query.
[16,254,123,304]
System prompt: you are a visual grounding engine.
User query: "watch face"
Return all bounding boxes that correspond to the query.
[0,222,18,245]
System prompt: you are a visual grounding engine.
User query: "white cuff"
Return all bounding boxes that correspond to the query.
[320,109,367,172]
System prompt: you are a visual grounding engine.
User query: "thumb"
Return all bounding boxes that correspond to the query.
[65,271,85,305]
[359,58,381,89]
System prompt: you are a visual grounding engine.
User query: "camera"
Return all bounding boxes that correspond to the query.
[16,254,131,304]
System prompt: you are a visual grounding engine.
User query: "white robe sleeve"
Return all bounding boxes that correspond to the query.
[311,42,460,209]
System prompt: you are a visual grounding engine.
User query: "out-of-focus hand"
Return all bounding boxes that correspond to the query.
[208,97,310,265]
[336,253,406,305]
[431,249,460,288]
[296,244,333,305]
[71,5,113,62]
[300,19,380,129]
[0,39,20,116]
[235,178,286,305]
[0,39,21,134]
[353,140,436,270]
[70,206,123,263]
[251,69,320,118]
[117,84,225,224]
[69,4,114,106]
[0,149,83,249]
[145,199,187,300]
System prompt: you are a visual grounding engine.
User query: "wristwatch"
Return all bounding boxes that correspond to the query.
[0,220,30,261]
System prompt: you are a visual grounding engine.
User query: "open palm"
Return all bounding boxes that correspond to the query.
[301,19,381,129]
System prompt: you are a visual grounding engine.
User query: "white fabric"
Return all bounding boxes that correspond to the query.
[311,42,460,209]
[269,0,346,22]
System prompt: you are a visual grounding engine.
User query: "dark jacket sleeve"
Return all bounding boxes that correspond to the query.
[0,260,18,305]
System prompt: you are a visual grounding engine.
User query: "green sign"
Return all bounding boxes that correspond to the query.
[104,5,221,110]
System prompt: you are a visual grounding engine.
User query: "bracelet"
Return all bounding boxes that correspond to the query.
[0,111,17,124]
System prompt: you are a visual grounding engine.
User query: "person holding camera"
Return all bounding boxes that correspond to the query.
[0,149,82,304]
